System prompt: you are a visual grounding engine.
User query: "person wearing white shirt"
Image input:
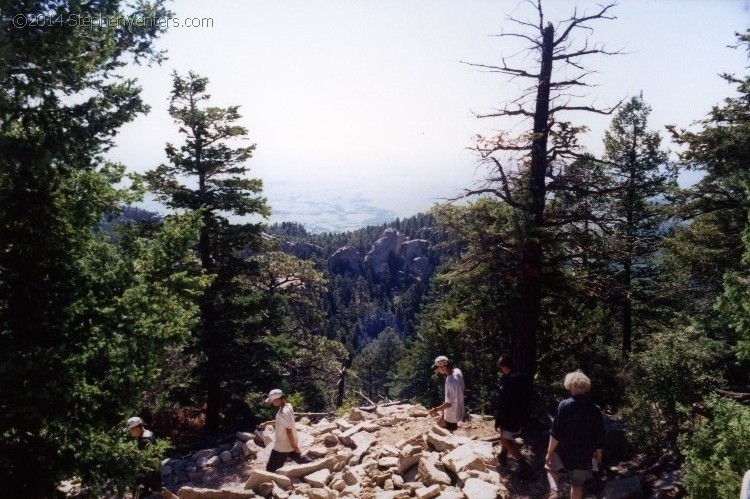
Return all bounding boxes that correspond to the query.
[259,389,310,472]
[428,355,465,432]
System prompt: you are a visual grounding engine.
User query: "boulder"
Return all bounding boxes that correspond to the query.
[365,229,404,274]
[414,484,441,499]
[307,446,328,458]
[425,431,472,453]
[304,469,331,489]
[462,477,508,498]
[192,449,216,460]
[441,441,495,474]
[244,470,292,490]
[219,451,232,464]
[400,239,429,262]
[349,432,376,464]
[243,441,260,459]
[398,452,422,475]
[311,423,337,437]
[277,457,336,479]
[177,486,256,499]
[330,246,362,274]
[436,488,465,499]
[337,423,365,446]
[378,456,399,469]
[236,432,254,442]
[361,421,380,432]
[349,408,376,421]
[418,457,451,486]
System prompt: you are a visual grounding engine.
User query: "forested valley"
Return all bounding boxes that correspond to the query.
[2,1,750,498]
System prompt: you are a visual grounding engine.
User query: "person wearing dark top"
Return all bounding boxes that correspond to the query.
[125,417,178,499]
[493,354,533,477]
[544,371,605,499]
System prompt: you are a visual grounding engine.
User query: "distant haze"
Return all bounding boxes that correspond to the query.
[109,0,749,232]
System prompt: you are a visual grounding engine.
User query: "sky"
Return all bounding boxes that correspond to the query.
[109,0,750,232]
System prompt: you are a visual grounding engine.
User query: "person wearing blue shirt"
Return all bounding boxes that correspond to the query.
[545,371,604,499]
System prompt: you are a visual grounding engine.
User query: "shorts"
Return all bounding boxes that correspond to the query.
[445,421,458,431]
[545,452,592,485]
[266,450,310,472]
[496,426,521,440]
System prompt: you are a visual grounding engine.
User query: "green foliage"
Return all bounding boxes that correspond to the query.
[350,328,406,402]
[680,396,750,499]
[76,430,172,495]
[0,0,194,495]
[144,71,274,431]
[621,329,721,451]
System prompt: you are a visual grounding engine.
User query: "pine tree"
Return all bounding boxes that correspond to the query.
[0,1,209,494]
[602,94,674,353]
[145,71,270,432]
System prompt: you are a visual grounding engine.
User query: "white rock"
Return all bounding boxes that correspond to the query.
[378,456,399,469]
[304,469,331,488]
[244,469,292,490]
[277,457,336,479]
[415,484,442,499]
[334,419,353,431]
[462,477,506,498]
[418,456,451,486]
[441,442,495,474]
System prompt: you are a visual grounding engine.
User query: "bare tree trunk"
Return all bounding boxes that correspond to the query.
[513,23,554,377]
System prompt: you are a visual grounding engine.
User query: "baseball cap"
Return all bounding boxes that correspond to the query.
[125,416,143,431]
[265,388,284,403]
[432,355,450,369]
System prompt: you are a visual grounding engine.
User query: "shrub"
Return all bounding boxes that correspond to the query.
[621,329,720,450]
[680,395,750,499]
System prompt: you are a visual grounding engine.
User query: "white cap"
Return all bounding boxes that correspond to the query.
[265,388,284,403]
[125,416,143,431]
[432,355,450,369]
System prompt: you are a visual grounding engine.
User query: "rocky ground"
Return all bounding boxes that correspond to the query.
[151,402,682,499]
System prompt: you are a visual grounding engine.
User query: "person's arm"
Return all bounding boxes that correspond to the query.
[428,401,451,415]
[257,419,275,429]
[285,427,300,453]
[429,379,454,415]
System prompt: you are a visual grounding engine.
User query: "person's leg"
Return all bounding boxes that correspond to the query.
[546,470,560,495]
[290,451,312,464]
[445,421,458,432]
[500,437,523,461]
[545,452,563,496]
[500,432,531,476]
[266,450,290,472]
[569,470,590,499]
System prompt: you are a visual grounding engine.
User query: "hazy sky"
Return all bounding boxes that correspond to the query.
[110,0,750,231]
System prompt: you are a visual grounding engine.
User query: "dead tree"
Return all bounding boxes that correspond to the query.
[462,0,622,376]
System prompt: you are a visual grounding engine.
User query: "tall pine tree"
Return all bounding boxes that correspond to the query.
[602,94,674,353]
[145,71,270,431]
